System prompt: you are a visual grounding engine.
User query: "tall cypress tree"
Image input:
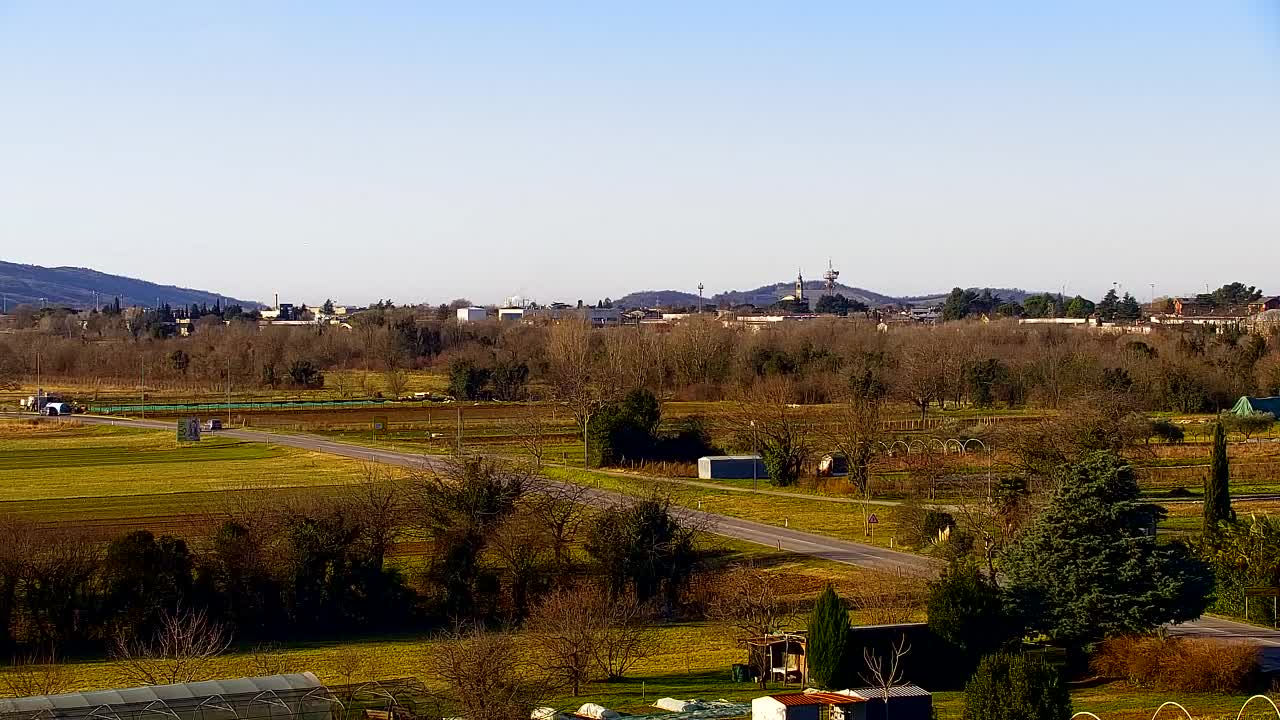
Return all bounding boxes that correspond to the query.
[806,585,849,689]
[1204,421,1235,533]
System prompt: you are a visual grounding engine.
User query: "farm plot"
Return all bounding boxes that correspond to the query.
[0,419,371,528]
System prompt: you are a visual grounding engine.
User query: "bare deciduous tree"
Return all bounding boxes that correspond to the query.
[706,564,795,688]
[514,403,551,471]
[383,368,410,400]
[0,650,72,698]
[434,624,549,720]
[527,588,597,696]
[545,319,602,467]
[729,377,811,487]
[847,573,925,626]
[527,586,655,695]
[249,642,301,678]
[491,515,553,621]
[111,607,232,686]
[860,635,911,715]
[527,482,587,570]
[592,592,654,681]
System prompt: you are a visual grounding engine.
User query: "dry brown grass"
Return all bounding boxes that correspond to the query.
[1090,635,1259,693]
[0,418,81,436]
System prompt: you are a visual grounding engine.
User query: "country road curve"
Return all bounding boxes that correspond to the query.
[25,414,1280,644]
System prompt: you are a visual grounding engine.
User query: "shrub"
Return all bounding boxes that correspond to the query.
[1090,635,1258,693]
[963,653,1070,720]
[1150,419,1185,444]
[895,500,956,549]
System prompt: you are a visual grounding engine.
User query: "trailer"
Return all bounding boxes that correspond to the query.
[698,455,768,480]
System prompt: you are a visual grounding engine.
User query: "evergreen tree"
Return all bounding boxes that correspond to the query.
[806,585,849,689]
[1096,289,1120,321]
[942,288,975,321]
[1119,292,1143,320]
[1064,295,1095,318]
[927,561,1018,676]
[962,653,1070,720]
[1002,452,1212,651]
[1204,421,1234,533]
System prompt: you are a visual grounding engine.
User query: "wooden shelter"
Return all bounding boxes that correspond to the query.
[743,632,808,685]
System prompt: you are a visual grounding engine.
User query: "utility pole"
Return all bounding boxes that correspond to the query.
[751,419,758,491]
[226,356,232,427]
[141,359,146,420]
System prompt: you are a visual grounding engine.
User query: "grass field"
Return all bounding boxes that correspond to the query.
[13,621,1266,720]
[0,414,1273,716]
[0,419,371,526]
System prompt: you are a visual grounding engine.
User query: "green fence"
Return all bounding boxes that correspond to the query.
[89,398,397,414]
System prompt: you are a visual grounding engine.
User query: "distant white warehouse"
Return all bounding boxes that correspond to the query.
[456,306,488,322]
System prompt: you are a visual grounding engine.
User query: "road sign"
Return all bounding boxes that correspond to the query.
[177,417,201,442]
[372,416,389,433]
[1245,587,1280,598]
[867,514,879,524]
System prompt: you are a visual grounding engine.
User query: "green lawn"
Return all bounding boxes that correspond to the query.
[20,622,1266,720]
[0,420,371,518]
[546,466,910,551]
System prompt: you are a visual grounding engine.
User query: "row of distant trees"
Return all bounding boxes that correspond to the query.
[939,281,1266,322]
[3,297,1280,414]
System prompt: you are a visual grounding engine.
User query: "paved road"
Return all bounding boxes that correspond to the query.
[69,416,938,576]
[37,415,1280,641]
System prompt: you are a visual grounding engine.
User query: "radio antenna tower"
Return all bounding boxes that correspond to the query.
[823,259,840,291]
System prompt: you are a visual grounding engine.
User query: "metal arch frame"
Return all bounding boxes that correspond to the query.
[926,438,946,454]
[906,439,927,455]
[943,438,964,454]
[22,709,57,720]
[137,701,181,720]
[345,682,399,718]
[249,690,290,720]
[1148,701,1194,720]
[1072,713,1104,720]
[194,694,240,720]
[961,437,995,500]
[296,688,346,720]
[84,706,122,720]
[1236,694,1280,720]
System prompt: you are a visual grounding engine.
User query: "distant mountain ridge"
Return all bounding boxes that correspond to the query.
[615,283,1037,309]
[0,261,262,310]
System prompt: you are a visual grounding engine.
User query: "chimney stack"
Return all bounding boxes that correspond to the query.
[274,292,279,309]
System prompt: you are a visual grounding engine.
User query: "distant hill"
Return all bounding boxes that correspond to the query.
[616,282,1038,309]
[613,290,705,309]
[0,261,262,310]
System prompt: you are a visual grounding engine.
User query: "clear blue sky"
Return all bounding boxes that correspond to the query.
[2,2,1277,306]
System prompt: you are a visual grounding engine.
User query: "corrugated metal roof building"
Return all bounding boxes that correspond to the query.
[848,685,931,720]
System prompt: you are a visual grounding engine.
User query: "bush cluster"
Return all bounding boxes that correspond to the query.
[1090,635,1259,693]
